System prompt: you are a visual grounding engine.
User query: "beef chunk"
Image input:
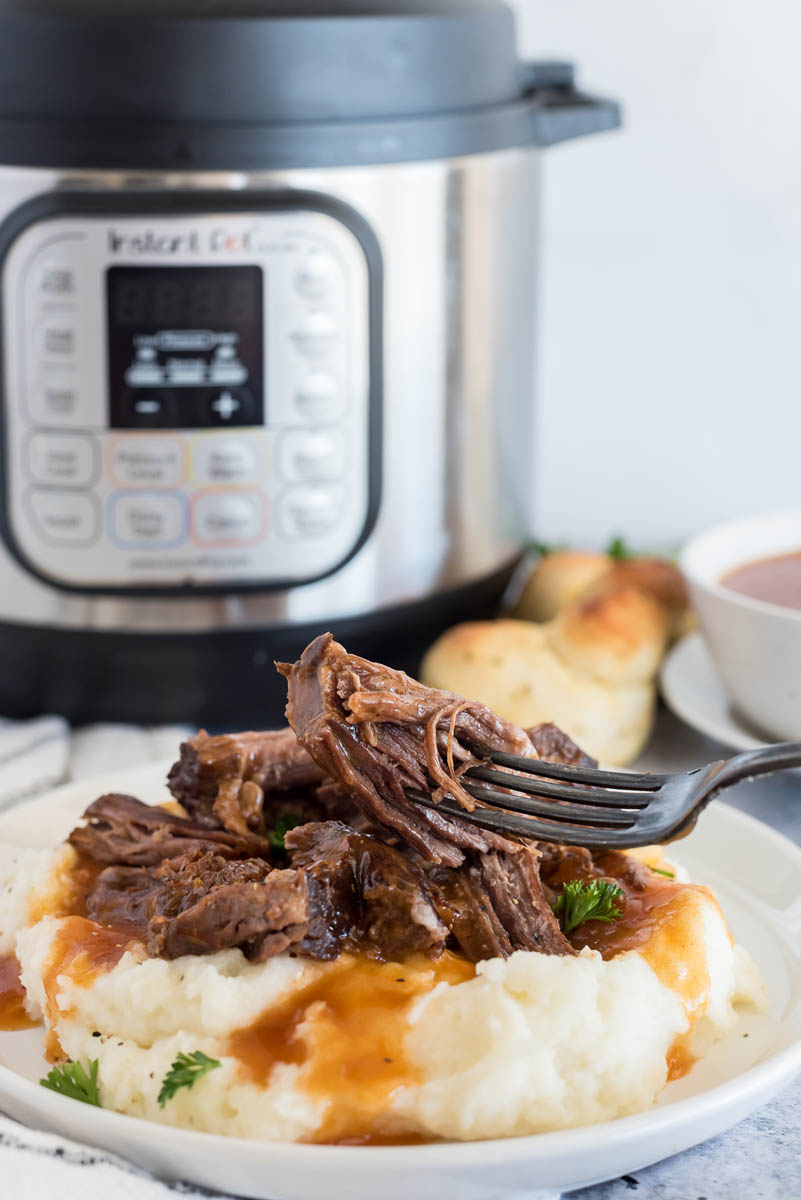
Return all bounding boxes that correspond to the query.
[69,794,273,866]
[526,723,598,770]
[426,863,512,961]
[167,727,326,836]
[160,866,309,961]
[537,842,653,908]
[427,848,573,960]
[84,848,309,961]
[477,849,573,955]
[286,820,448,961]
[277,633,535,866]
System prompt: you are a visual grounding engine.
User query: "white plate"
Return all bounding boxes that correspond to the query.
[660,632,774,754]
[1,762,800,1200]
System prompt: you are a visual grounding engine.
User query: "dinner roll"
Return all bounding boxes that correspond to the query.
[421,619,655,765]
[548,586,671,687]
[514,550,610,622]
[422,549,690,765]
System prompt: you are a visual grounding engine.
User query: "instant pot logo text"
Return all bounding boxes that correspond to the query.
[107,227,255,255]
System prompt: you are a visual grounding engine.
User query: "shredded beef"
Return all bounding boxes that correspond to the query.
[426,863,513,961]
[64,638,612,967]
[477,849,572,954]
[84,848,309,961]
[277,632,536,867]
[167,727,326,836]
[68,793,273,866]
[285,820,448,961]
[526,723,598,770]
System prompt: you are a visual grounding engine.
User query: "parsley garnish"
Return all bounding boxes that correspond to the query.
[606,535,635,561]
[40,1059,101,1107]
[530,540,566,558]
[158,1050,221,1109]
[650,866,676,879]
[553,880,624,933]
[267,811,302,853]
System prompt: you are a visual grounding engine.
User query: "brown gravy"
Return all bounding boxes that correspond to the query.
[228,951,474,1144]
[0,954,37,1030]
[722,549,801,609]
[570,882,687,959]
[39,915,138,1060]
[28,850,104,926]
[9,843,714,1118]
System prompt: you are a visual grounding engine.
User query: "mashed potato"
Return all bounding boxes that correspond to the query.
[0,842,764,1143]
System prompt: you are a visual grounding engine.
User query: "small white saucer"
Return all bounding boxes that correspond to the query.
[660,632,773,753]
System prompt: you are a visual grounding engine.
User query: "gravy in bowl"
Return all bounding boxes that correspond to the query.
[722,550,801,610]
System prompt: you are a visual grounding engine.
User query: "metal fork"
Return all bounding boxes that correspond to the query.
[406,741,801,848]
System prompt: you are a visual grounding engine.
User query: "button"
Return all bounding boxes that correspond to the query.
[204,388,257,427]
[295,250,337,300]
[193,491,264,544]
[208,344,248,387]
[279,486,344,538]
[279,430,345,483]
[112,438,185,486]
[27,489,99,546]
[294,370,342,420]
[194,438,258,484]
[28,432,98,487]
[30,369,81,423]
[111,492,185,547]
[38,263,77,299]
[291,311,338,360]
[37,314,77,359]
[120,390,177,429]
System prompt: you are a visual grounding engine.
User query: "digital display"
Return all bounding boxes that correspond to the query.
[106,265,264,429]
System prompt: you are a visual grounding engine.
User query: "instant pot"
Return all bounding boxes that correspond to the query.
[0,0,619,725]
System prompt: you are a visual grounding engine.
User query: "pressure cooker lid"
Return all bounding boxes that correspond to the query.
[0,0,620,170]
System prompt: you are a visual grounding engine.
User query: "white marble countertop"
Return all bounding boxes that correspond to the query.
[573,709,801,1200]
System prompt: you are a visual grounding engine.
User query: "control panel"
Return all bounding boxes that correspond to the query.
[0,199,378,591]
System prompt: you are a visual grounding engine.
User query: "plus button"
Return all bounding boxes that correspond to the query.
[211,391,241,421]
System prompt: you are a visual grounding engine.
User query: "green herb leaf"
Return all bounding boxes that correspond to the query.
[606,535,635,561]
[650,866,676,879]
[553,879,624,933]
[530,540,567,558]
[267,811,303,852]
[40,1059,101,1107]
[158,1050,221,1109]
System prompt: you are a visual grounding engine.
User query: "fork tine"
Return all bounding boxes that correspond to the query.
[480,748,667,791]
[465,765,651,809]
[407,791,637,846]
[462,780,637,827]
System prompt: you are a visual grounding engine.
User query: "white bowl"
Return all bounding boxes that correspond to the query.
[679,509,801,741]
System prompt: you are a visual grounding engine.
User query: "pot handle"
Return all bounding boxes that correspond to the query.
[519,61,621,146]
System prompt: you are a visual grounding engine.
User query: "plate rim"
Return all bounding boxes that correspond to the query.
[0,767,800,1172]
[660,632,767,753]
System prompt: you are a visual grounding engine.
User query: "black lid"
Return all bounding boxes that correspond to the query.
[0,0,620,170]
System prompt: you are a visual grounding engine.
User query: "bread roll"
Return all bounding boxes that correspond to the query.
[421,619,655,765]
[422,549,690,765]
[514,551,610,622]
[548,586,671,687]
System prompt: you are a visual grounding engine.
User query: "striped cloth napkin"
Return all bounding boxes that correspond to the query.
[0,716,192,808]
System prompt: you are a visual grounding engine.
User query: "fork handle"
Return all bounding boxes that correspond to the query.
[705,740,801,794]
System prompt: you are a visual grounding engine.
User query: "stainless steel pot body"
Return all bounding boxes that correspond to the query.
[0,149,539,635]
